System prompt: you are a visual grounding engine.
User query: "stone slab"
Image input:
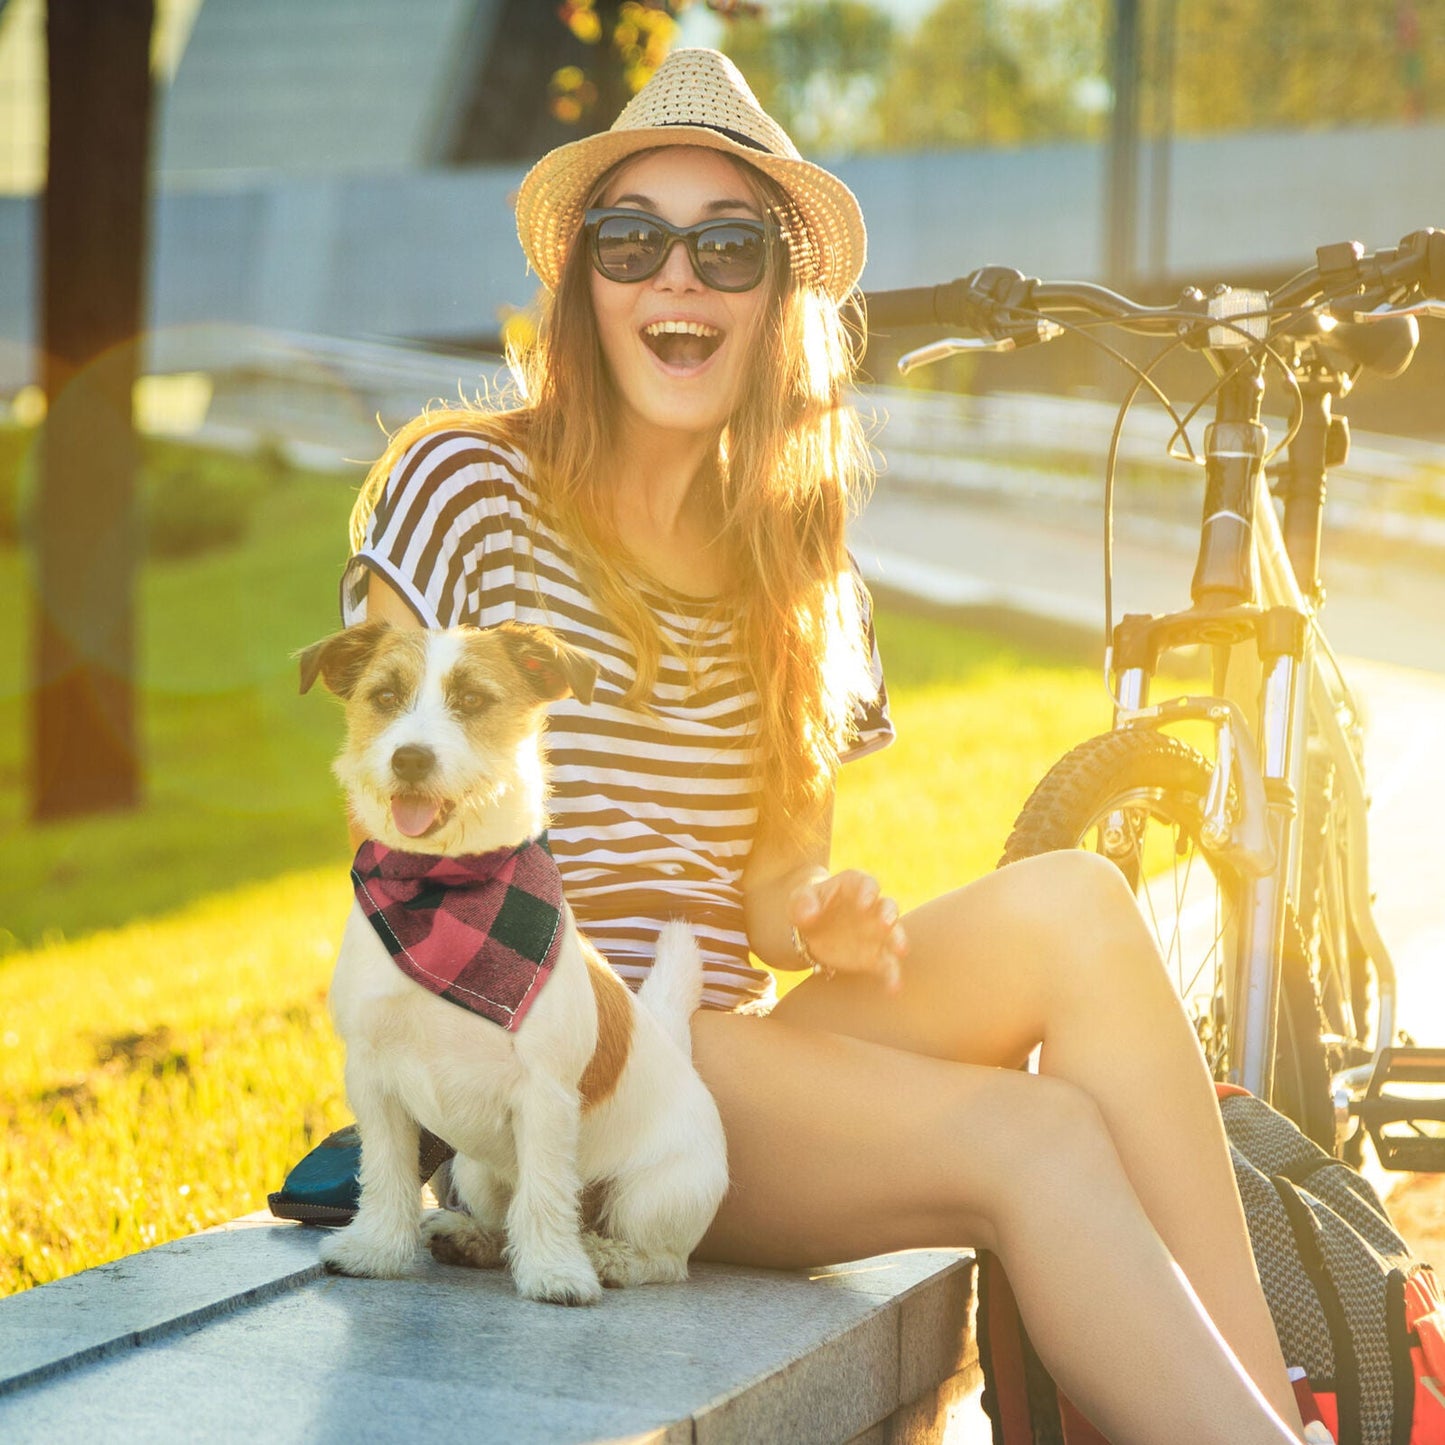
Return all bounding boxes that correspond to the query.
[0,1221,976,1445]
[0,1217,322,1395]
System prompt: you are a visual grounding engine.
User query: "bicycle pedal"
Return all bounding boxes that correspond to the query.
[1357,1047,1445,1172]
[1373,1136,1445,1172]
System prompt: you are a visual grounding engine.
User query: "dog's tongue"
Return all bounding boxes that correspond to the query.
[392,795,440,838]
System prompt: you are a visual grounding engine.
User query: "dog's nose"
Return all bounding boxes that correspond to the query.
[391,745,436,784]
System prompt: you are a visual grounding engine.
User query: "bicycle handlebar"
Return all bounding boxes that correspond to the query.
[862,228,1445,349]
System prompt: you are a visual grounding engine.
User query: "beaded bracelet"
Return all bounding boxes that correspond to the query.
[791,923,836,981]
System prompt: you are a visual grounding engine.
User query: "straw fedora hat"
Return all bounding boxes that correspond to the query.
[515,47,866,304]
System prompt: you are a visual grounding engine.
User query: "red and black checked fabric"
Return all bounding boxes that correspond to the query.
[351,837,564,1031]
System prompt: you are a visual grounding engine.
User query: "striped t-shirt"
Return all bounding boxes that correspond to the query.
[340,429,893,1011]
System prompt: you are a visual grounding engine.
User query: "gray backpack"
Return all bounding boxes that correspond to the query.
[1220,1089,1443,1445]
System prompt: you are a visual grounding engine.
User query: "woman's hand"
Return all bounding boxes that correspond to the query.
[789,870,908,993]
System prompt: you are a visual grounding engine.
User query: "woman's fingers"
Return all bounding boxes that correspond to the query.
[794,871,877,930]
[793,871,909,987]
[789,879,824,928]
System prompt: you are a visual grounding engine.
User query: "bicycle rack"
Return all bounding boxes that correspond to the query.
[1357,1046,1445,1172]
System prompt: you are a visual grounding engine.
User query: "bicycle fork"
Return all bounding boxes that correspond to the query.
[1110,646,1303,1103]
[1111,362,1309,1103]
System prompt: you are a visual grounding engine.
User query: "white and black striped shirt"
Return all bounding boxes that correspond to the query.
[341,430,893,1011]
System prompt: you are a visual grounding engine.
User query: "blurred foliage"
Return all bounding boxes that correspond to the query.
[551,0,684,126]
[876,0,1107,148]
[1165,0,1441,135]
[713,0,1445,155]
[143,453,265,560]
[719,1,897,153]
[0,446,356,949]
[0,428,289,561]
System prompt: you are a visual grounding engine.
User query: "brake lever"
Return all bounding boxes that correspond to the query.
[1350,300,1445,322]
[897,319,1065,375]
[898,336,1016,373]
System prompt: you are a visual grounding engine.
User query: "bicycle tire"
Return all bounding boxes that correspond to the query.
[998,729,1334,1148]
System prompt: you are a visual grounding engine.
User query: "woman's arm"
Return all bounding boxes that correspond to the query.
[364,570,427,630]
[742,794,907,991]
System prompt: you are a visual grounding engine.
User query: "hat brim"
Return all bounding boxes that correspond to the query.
[515,124,866,304]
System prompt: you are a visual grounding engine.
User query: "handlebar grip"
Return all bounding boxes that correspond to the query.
[1411,227,1445,298]
[1352,228,1445,310]
[862,286,952,331]
[863,272,1023,334]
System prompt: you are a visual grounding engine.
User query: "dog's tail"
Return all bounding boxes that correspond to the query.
[637,920,704,1055]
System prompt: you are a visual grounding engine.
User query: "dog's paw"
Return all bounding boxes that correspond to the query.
[318,1224,419,1279]
[422,1209,505,1270]
[582,1231,689,1288]
[581,1230,642,1288]
[511,1248,603,1306]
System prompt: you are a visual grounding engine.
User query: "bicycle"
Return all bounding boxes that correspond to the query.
[864,229,1445,1167]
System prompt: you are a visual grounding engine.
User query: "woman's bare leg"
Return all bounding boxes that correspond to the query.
[768,849,1301,1431]
[691,1004,1301,1444]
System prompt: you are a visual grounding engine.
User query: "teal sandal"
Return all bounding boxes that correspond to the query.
[268,1124,455,1225]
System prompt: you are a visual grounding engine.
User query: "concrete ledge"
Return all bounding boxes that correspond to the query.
[0,1217,323,1399]
[0,1219,978,1444]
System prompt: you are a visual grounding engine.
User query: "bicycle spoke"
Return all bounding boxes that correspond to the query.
[1114,801,1235,1074]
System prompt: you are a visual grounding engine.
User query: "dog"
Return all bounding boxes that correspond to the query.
[298,618,728,1304]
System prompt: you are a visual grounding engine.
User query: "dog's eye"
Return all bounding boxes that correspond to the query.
[370,687,400,710]
[455,690,492,716]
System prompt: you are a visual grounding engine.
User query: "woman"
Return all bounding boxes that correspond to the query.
[303,48,1321,1444]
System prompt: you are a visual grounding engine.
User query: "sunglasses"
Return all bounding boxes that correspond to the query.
[583,207,775,293]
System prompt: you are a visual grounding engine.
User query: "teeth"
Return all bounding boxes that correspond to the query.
[643,320,720,338]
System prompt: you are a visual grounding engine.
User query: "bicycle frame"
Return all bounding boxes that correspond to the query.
[1108,377,1396,1113]
[1245,480,1395,1098]
[874,230,1445,1148]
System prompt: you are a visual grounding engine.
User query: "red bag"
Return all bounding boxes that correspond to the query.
[1405,1270,1445,1443]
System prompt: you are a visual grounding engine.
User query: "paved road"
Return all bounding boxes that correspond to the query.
[853,484,1445,1051]
[854,486,1445,676]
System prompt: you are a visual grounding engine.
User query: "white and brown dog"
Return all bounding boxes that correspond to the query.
[299,619,728,1305]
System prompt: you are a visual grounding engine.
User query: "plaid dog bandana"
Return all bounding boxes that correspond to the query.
[351,837,564,1031]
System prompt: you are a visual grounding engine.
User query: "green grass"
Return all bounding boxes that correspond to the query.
[0,446,1117,1295]
[834,610,1110,908]
[0,868,351,1293]
[0,446,365,951]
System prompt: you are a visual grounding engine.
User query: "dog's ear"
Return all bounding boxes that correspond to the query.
[495,622,598,705]
[297,620,391,698]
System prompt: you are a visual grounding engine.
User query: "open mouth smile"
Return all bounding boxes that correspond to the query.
[641,319,723,371]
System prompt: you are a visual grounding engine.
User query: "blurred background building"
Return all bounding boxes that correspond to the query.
[2,0,1443,376]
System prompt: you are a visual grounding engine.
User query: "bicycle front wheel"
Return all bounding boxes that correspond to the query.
[998,729,1333,1147]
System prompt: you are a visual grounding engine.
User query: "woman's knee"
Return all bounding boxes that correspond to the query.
[895,852,1163,1040]
[954,1072,1117,1236]
[999,849,1137,926]
[994,851,1170,1000]
[1013,1072,1112,1167]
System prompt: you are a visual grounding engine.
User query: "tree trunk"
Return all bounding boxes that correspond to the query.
[31,0,154,820]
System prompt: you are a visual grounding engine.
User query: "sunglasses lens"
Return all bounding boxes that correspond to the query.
[592,215,668,282]
[590,213,768,291]
[694,223,768,291]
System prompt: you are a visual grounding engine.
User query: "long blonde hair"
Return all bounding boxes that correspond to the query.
[350,156,877,838]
